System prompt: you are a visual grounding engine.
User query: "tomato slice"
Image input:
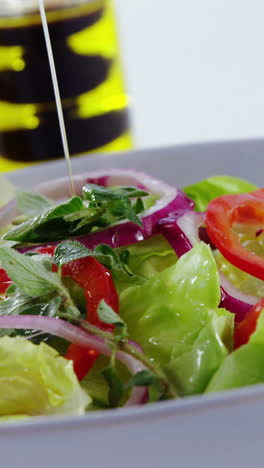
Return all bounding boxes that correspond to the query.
[234,298,264,349]
[206,189,264,280]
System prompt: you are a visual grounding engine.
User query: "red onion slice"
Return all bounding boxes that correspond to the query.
[0,315,147,407]
[157,210,260,322]
[220,273,258,323]
[158,211,204,257]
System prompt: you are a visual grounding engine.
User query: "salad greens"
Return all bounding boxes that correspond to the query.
[183,175,257,211]
[54,241,145,285]
[0,172,263,421]
[3,184,149,243]
[0,337,89,418]
[206,309,264,392]
[120,243,233,396]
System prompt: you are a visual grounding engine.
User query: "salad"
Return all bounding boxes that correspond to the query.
[0,168,263,421]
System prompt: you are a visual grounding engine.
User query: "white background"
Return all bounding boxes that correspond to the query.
[115,0,264,149]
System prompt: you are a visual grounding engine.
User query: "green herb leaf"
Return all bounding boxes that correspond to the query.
[0,247,62,296]
[3,196,84,242]
[94,244,145,285]
[126,370,157,388]
[108,198,142,226]
[82,184,148,203]
[54,241,145,285]
[4,184,149,244]
[102,367,124,408]
[82,184,148,227]
[16,191,53,217]
[54,241,90,266]
[97,300,125,327]
[134,198,145,215]
[119,250,130,265]
[0,286,54,317]
[0,286,62,340]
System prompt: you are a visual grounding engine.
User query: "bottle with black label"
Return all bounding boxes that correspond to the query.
[0,0,133,171]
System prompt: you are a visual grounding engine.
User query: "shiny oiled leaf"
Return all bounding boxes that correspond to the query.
[3,196,83,242]
[0,247,62,296]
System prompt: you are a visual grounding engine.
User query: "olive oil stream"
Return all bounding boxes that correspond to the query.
[38,0,75,196]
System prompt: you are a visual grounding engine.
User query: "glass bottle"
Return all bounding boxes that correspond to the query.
[0,0,132,171]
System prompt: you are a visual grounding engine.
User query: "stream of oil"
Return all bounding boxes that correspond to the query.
[38,0,75,196]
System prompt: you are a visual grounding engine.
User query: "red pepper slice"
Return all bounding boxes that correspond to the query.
[64,344,99,381]
[206,189,264,280]
[234,298,264,349]
[36,245,119,380]
[62,257,119,330]
[36,246,119,329]
[0,268,12,295]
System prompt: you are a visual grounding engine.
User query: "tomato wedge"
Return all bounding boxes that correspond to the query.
[36,245,119,380]
[206,189,264,280]
[234,298,264,349]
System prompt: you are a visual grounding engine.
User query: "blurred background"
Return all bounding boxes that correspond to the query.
[116,0,264,148]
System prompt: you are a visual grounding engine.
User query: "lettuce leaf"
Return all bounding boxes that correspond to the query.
[120,243,234,396]
[206,308,264,393]
[183,175,257,211]
[0,337,90,418]
[117,235,178,281]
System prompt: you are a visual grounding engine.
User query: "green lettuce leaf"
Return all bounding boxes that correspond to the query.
[0,337,90,418]
[183,175,257,211]
[206,308,264,393]
[117,235,178,281]
[120,243,233,396]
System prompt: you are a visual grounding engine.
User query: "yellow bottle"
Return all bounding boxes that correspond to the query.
[0,0,133,172]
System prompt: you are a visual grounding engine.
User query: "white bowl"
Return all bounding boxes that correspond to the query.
[4,139,264,468]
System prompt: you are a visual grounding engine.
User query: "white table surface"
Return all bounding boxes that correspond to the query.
[115,0,264,149]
